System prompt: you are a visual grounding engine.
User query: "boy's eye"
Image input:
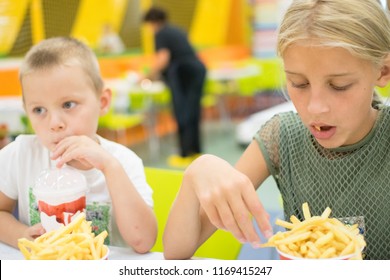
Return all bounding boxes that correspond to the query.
[32,107,46,115]
[63,101,76,109]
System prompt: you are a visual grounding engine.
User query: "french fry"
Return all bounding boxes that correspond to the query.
[262,203,366,259]
[321,207,332,219]
[18,212,109,260]
[275,218,294,230]
[302,202,311,220]
[290,215,301,224]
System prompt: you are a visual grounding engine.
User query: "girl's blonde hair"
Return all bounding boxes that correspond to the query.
[277,0,390,67]
[19,36,103,94]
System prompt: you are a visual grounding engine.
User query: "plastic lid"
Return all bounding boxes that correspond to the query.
[33,166,88,199]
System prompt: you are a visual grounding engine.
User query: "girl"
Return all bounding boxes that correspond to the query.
[163,0,390,260]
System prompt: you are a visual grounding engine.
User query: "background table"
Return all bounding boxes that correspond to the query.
[104,78,169,159]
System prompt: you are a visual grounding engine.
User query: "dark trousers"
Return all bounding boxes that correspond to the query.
[165,59,206,157]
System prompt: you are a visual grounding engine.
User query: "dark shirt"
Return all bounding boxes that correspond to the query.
[155,24,200,75]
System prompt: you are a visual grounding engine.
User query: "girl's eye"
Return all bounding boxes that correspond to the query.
[63,101,76,109]
[330,84,351,91]
[291,81,309,89]
[32,107,46,115]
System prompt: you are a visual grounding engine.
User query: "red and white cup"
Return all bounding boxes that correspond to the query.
[101,246,109,260]
[33,166,88,232]
[277,247,361,260]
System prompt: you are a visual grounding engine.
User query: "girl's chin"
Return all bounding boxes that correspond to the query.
[315,140,340,149]
[315,137,354,149]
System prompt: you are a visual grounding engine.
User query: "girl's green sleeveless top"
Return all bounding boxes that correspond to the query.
[255,105,390,259]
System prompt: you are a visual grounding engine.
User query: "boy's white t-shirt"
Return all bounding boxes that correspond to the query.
[0,134,153,246]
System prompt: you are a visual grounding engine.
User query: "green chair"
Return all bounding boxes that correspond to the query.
[145,167,242,259]
[98,90,144,144]
[128,85,171,112]
[98,112,143,131]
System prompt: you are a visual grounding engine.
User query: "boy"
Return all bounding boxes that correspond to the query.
[0,37,157,253]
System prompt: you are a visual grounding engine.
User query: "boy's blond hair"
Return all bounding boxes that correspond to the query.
[19,36,103,94]
[277,0,390,67]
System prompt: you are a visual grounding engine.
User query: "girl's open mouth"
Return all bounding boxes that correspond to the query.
[310,125,336,140]
[314,125,332,132]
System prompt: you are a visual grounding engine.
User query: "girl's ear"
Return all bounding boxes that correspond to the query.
[376,54,390,87]
[99,87,112,116]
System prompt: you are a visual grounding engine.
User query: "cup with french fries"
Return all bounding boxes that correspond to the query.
[18,212,109,260]
[261,202,366,260]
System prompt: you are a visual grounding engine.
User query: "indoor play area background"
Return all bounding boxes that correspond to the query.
[3,0,388,260]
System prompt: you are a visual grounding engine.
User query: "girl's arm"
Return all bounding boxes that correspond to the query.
[163,141,273,259]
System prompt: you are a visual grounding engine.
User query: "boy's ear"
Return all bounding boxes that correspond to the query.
[99,87,112,115]
[376,54,390,87]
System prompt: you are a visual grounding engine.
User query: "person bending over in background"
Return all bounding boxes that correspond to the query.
[143,6,207,168]
[0,37,157,253]
[163,0,390,260]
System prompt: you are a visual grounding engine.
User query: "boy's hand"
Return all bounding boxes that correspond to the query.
[51,135,114,171]
[25,223,46,240]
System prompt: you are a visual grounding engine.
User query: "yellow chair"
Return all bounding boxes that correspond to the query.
[376,84,390,99]
[145,167,242,259]
[252,57,286,92]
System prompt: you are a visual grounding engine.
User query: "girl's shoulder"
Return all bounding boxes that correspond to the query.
[277,111,306,132]
[278,110,302,120]
[378,104,390,115]
[257,110,303,141]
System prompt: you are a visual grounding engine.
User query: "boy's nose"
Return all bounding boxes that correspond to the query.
[49,113,65,131]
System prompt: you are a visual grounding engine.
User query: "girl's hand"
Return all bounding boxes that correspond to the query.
[185,154,273,247]
[51,135,114,171]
